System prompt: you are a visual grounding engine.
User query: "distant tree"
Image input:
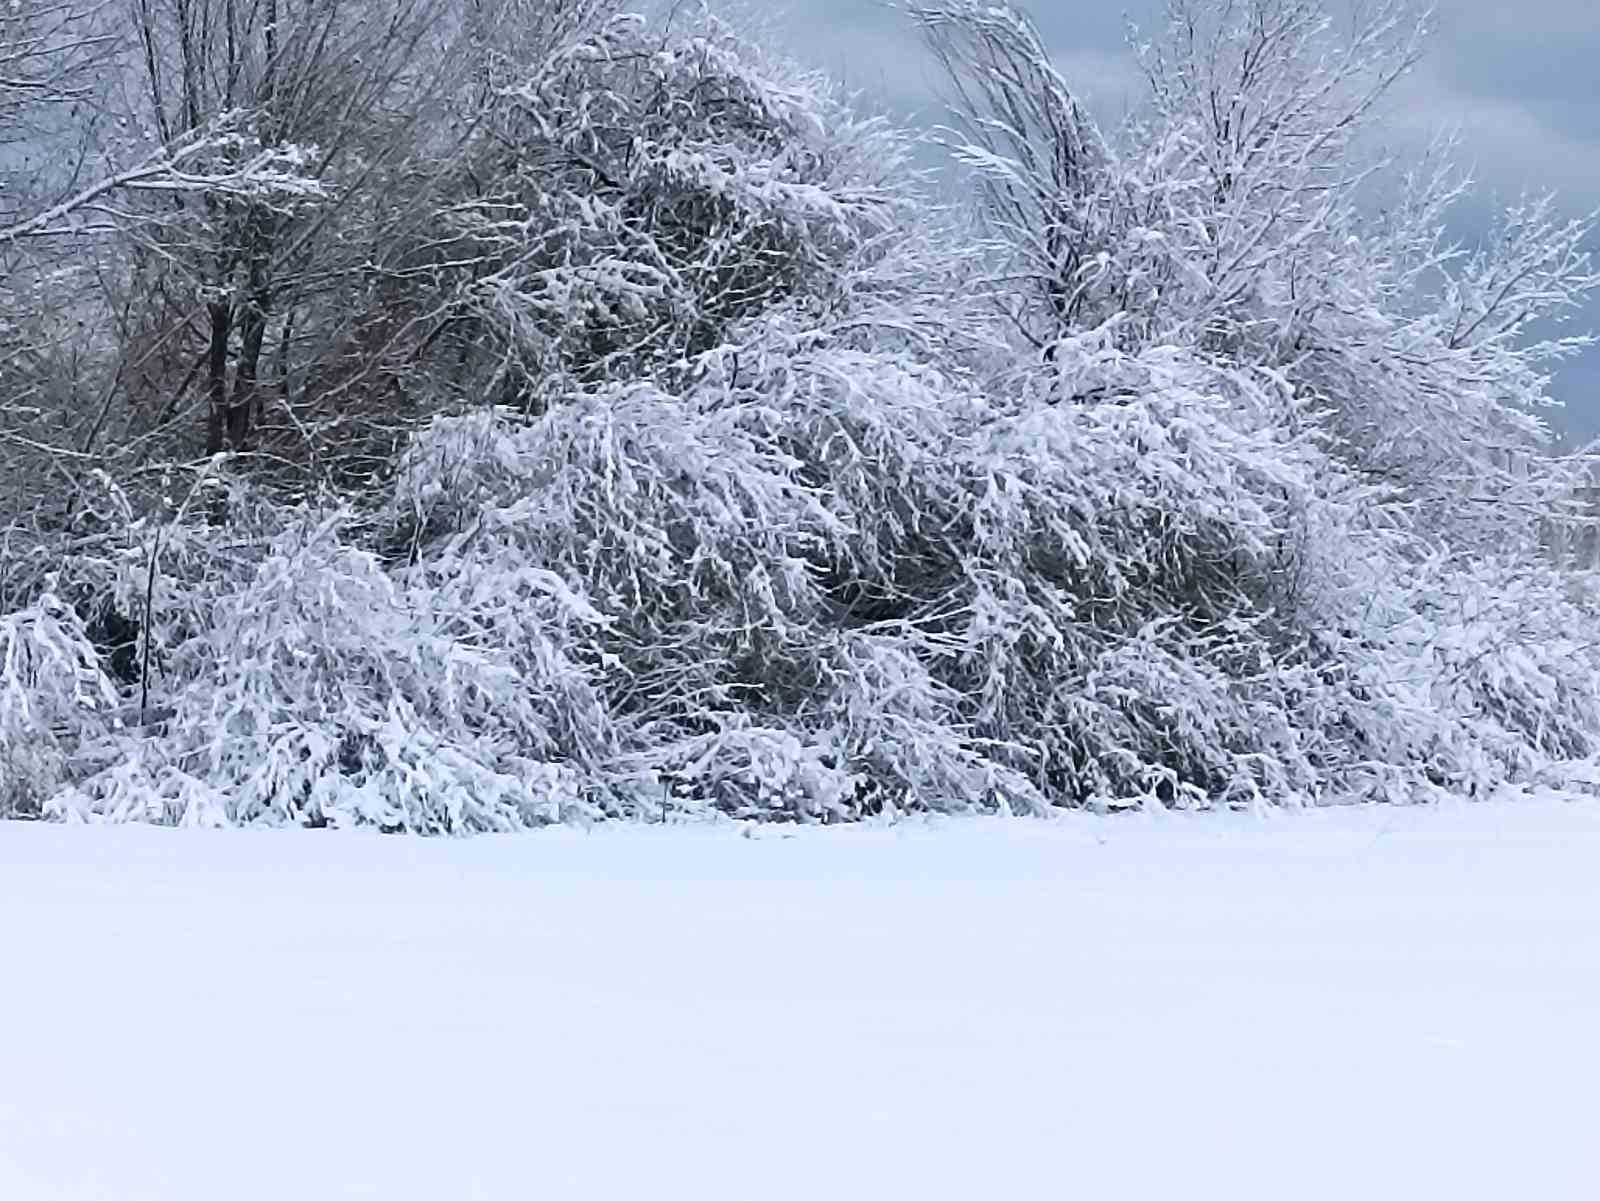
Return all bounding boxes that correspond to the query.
[0,0,329,551]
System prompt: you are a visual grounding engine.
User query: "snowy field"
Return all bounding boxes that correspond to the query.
[3,800,1598,1200]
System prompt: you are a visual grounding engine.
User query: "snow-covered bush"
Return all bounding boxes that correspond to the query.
[0,596,117,817]
[902,0,1600,803]
[384,342,1047,820]
[51,518,615,831]
[381,312,1430,814]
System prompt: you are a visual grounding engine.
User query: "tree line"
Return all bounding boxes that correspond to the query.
[1,0,1597,829]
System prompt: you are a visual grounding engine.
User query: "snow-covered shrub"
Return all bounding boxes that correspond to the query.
[385,347,1044,820]
[384,316,1356,813]
[1324,556,1600,799]
[52,518,616,831]
[907,0,1600,804]
[0,596,117,817]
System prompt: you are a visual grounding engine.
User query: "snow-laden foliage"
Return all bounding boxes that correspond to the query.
[0,596,117,817]
[915,0,1597,557]
[383,342,1048,821]
[5,0,1600,831]
[47,518,615,831]
[23,334,1600,826]
[445,9,904,403]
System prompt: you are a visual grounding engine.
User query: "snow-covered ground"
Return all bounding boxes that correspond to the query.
[3,799,1597,1200]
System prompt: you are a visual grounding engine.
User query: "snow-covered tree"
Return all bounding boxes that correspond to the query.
[909,0,1600,802]
[914,0,1598,554]
[425,10,906,407]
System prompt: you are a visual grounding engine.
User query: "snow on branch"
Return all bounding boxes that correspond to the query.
[0,112,326,244]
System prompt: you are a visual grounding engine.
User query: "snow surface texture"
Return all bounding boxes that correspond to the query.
[3,798,1597,1200]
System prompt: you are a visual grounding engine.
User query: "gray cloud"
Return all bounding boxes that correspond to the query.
[762,0,1600,439]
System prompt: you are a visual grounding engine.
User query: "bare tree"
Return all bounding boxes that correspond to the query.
[108,0,448,460]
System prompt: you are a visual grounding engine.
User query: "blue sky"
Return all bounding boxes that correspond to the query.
[760,0,1600,441]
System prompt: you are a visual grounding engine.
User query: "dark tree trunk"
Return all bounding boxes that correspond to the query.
[227,209,276,451]
[204,298,232,455]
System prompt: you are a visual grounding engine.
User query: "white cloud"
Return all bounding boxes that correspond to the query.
[1384,65,1600,208]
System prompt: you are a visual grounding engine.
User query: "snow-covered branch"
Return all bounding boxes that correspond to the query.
[0,118,326,244]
